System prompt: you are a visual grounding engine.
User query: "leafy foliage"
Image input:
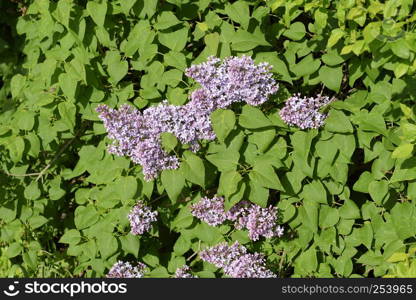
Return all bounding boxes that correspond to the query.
[1,0,416,278]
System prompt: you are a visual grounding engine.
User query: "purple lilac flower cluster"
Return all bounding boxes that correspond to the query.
[190,195,227,226]
[106,261,147,278]
[200,241,277,278]
[190,196,284,241]
[97,56,278,180]
[279,93,333,129]
[186,55,279,107]
[128,201,158,235]
[174,265,198,278]
[226,201,284,241]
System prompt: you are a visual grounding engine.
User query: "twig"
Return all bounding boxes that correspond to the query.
[2,170,40,177]
[35,126,85,182]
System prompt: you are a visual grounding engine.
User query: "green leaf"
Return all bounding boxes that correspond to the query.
[368,180,389,204]
[392,144,414,159]
[357,111,387,136]
[24,181,41,200]
[10,74,26,98]
[160,132,178,152]
[7,136,25,163]
[283,22,306,41]
[231,29,271,51]
[106,51,128,85]
[86,1,107,27]
[224,1,250,29]
[155,11,181,30]
[58,102,76,132]
[300,199,319,233]
[319,206,339,229]
[218,170,242,199]
[59,229,81,245]
[29,216,48,229]
[319,65,343,92]
[206,148,240,172]
[16,111,35,131]
[74,205,100,230]
[115,176,138,201]
[158,27,189,51]
[5,243,22,258]
[181,151,205,187]
[250,163,283,190]
[211,109,236,142]
[161,169,185,202]
[391,202,416,239]
[339,200,361,220]
[295,247,318,274]
[120,234,140,257]
[59,73,77,101]
[291,54,321,77]
[301,180,327,204]
[164,51,187,71]
[248,128,276,153]
[327,29,345,48]
[97,232,118,259]
[390,39,410,59]
[248,181,269,207]
[353,171,374,193]
[324,110,353,133]
[173,235,191,256]
[387,252,408,263]
[239,105,272,129]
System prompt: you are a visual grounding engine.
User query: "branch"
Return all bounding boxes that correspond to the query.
[35,125,85,182]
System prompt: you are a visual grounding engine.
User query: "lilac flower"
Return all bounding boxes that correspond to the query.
[97,56,278,180]
[190,196,227,226]
[128,201,158,235]
[200,241,247,269]
[106,261,147,278]
[226,201,284,241]
[175,265,198,278]
[186,56,279,107]
[190,197,284,241]
[200,241,277,278]
[279,93,333,129]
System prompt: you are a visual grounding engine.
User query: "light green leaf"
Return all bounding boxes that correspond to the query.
[211,109,236,142]
[86,1,107,27]
[319,65,343,92]
[161,169,185,202]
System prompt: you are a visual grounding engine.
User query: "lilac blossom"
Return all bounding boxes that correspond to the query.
[106,261,147,278]
[199,241,247,269]
[279,93,333,129]
[97,56,278,180]
[190,196,227,226]
[185,56,279,107]
[128,201,158,235]
[175,265,198,278]
[200,241,277,278]
[190,196,284,241]
[226,201,284,241]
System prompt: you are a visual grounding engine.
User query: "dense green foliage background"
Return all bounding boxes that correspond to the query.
[1,0,416,278]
